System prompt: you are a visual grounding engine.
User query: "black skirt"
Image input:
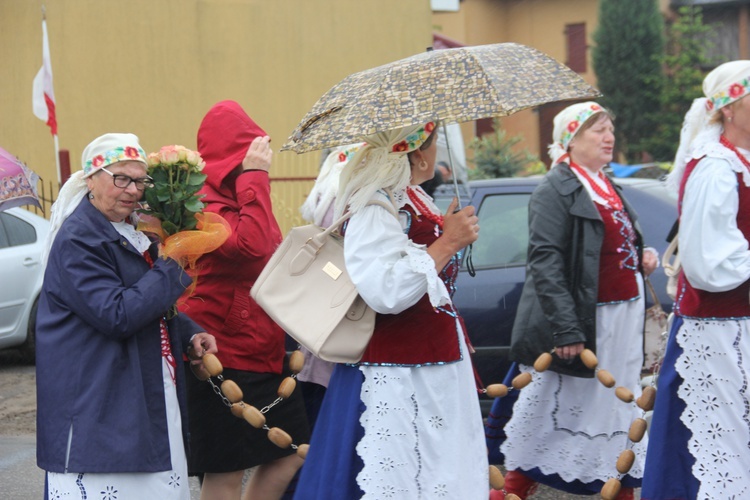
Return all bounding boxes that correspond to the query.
[184,358,311,473]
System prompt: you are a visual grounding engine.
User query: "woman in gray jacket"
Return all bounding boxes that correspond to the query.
[492,103,657,500]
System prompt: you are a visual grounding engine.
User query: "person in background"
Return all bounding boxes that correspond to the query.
[419,166,444,196]
[180,100,310,500]
[437,160,452,182]
[642,60,750,500]
[294,122,487,499]
[296,143,363,424]
[494,102,657,500]
[36,133,217,499]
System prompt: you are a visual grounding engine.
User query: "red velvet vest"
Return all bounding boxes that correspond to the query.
[676,156,750,318]
[595,203,640,304]
[358,204,463,366]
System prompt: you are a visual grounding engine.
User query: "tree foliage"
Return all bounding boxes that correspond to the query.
[468,119,539,179]
[640,6,711,161]
[593,0,665,162]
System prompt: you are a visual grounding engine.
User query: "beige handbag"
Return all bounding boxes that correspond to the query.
[251,199,397,363]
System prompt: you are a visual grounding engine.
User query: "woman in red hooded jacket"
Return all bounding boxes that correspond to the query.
[181,100,310,500]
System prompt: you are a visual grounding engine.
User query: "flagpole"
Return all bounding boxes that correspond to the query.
[42,5,60,185]
[33,5,61,185]
[53,134,61,185]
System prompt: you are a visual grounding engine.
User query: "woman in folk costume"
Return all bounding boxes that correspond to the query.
[293,122,488,499]
[641,61,750,500]
[36,133,217,499]
[494,103,658,500]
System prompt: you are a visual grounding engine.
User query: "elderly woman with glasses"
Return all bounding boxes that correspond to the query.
[36,133,217,499]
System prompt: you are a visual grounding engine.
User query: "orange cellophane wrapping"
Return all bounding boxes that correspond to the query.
[138,212,231,299]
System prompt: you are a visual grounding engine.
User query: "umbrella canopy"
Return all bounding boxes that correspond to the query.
[282,42,601,154]
[0,146,41,212]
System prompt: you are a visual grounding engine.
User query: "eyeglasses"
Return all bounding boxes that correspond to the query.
[100,168,154,191]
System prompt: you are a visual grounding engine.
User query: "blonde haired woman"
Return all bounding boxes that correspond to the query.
[294,123,487,499]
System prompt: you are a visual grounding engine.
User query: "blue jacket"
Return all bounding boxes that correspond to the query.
[36,197,204,473]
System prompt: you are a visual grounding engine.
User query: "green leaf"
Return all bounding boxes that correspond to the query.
[187,173,207,186]
[144,189,159,208]
[150,168,169,184]
[162,220,179,236]
[184,198,205,213]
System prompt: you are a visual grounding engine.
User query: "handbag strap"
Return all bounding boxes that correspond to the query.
[313,190,400,246]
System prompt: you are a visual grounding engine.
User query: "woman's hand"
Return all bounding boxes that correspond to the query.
[242,136,273,172]
[642,248,658,276]
[189,332,218,364]
[426,197,479,271]
[441,197,480,252]
[555,342,584,360]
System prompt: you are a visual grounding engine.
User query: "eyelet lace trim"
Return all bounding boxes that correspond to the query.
[675,319,750,498]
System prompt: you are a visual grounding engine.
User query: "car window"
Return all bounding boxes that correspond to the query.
[0,218,8,249]
[432,185,472,213]
[0,212,36,247]
[471,193,529,269]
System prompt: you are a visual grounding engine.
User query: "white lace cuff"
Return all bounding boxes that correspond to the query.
[405,241,451,308]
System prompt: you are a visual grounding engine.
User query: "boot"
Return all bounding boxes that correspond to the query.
[614,487,634,500]
[502,470,539,499]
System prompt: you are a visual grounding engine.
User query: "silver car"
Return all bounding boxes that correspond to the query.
[0,207,49,362]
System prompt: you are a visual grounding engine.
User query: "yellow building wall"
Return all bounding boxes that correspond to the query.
[1,0,432,233]
[433,0,601,162]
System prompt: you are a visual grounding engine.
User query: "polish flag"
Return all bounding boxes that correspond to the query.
[32,18,57,136]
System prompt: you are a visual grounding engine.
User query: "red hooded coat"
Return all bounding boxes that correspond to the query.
[180,100,285,373]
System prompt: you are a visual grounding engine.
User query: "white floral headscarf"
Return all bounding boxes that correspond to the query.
[42,133,148,265]
[548,102,606,165]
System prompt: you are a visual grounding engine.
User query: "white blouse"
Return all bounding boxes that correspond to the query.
[680,156,750,292]
[343,191,451,314]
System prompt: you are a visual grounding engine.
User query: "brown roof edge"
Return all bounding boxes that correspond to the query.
[432,32,466,49]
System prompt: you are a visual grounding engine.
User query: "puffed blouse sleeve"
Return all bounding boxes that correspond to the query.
[680,157,750,292]
[344,202,451,314]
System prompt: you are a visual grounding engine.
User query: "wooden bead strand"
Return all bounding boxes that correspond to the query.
[191,349,311,460]
[579,346,659,500]
[482,346,659,499]
[484,350,554,493]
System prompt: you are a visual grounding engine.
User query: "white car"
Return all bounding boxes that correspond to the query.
[0,207,49,362]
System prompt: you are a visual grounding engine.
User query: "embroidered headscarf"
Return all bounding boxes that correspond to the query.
[667,60,750,193]
[42,133,148,265]
[548,102,607,166]
[82,133,147,178]
[333,122,436,220]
